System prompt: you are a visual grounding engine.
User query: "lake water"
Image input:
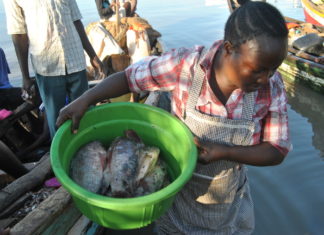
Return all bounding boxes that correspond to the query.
[1,0,323,234]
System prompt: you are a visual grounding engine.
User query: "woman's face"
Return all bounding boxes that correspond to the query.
[224,36,288,92]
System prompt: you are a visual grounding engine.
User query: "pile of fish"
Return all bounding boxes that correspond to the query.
[70,129,169,198]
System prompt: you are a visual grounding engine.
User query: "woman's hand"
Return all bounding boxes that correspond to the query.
[56,97,90,134]
[194,137,229,164]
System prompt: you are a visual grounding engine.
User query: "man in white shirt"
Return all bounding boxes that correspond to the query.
[4,0,104,137]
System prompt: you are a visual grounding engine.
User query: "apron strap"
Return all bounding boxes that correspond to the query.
[242,92,256,121]
[183,47,207,118]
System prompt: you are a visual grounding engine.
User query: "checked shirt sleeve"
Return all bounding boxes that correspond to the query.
[261,72,292,156]
[125,48,192,93]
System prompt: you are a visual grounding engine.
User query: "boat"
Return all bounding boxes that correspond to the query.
[84,15,163,103]
[280,16,324,93]
[227,0,324,94]
[301,0,324,26]
[0,13,165,234]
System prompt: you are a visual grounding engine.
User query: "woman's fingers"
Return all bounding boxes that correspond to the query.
[56,109,69,128]
[194,137,202,147]
[71,115,81,134]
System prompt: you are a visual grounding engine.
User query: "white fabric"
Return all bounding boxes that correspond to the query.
[85,23,124,68]
[107,0,133,22]
[126,29,151,64]
[4,0,86,76]
[107,7,126,21]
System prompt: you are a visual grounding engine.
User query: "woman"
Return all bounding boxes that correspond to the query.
[57,0,291,233]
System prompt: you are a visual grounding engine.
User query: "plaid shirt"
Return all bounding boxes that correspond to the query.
[126,40,291,156]
[4,0,86,76]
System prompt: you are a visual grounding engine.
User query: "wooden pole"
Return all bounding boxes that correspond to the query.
[116,1,120,34]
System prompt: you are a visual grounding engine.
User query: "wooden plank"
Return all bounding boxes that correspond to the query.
[0,162,37,176]
[41,203,81,235]
[0,218,16,230]
[0,193,32,219]
[0,173,14,189]
[67,215,91,235]
[0,153,52,212]
[9,187,74,235]
[103,223,155,235]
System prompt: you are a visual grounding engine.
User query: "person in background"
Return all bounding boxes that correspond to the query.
[57,0,291,233]
[95,0,137,20]
[3,0,104,138]
[0,47,23,110]
[0,83,49,179]
[0,140,29,179]
[0,48,47,179]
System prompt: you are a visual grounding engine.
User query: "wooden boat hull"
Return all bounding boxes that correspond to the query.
[279,53,324,93]
[282,16,324,94]
[301,0,324,26]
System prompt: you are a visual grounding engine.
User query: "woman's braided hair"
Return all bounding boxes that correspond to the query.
[224,0,288,49]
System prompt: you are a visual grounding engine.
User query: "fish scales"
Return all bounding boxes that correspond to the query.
[109,135,144,197]
[70,141,107,193]
[135,160,168,196]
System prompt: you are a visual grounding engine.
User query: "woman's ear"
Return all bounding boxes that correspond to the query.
[223,41,235,55]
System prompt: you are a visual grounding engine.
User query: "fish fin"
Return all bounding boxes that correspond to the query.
[124,129,142,143]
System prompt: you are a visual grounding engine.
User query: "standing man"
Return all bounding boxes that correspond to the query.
[4,0,104,137]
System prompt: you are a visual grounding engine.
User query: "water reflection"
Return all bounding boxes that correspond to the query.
[284,78,324,158]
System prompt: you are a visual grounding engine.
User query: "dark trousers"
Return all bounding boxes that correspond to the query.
[35,70,88,138]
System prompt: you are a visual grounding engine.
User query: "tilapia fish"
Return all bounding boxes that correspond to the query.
[136,146,160,183]
[135,160,168,196]
[70,141,107,193]
[104,130,144,197]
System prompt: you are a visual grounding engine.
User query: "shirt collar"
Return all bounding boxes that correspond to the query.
[196,40,223,107]
[199,40,223,72]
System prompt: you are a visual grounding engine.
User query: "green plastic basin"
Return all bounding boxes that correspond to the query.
[50,102,197,229]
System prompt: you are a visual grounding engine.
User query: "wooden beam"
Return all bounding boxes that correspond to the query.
[0,153,52,212]
[9,187,80,235]
[0,193,32,219]
[67,216,91,235]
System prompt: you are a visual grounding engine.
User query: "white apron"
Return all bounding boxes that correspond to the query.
[156,49,256,235]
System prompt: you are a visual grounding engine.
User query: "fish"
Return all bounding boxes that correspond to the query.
[102,144,113,194]
[136,146,160,184]
[106,130,144,197]
[70,141,107,193]
[135,160,168,196]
